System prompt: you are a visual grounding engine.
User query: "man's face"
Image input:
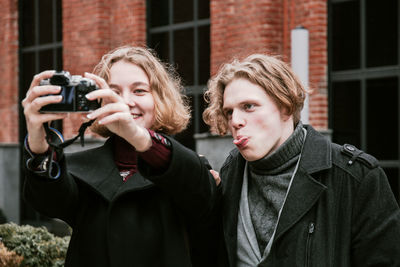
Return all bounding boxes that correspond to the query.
[223,78,294,161]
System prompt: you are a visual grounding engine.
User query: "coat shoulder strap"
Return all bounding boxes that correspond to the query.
[340,144,378,169]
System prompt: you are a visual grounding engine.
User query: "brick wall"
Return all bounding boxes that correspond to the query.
[0,0,328,142]
[0,0,19,143]
[290,0,328,130]
[210,0,328,130]
[210,0,284,75]
[62,0,147,138]
[110,0,146,48]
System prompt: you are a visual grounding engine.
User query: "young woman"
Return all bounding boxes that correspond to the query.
[22,46,220,267]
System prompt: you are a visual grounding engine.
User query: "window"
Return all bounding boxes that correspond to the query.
[329,0,400,202]
[147,0,210,150]
[18,0,63,224]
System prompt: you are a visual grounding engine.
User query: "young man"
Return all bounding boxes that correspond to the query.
[203,54,400,266]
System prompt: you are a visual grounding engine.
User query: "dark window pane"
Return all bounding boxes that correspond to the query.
[21,52,36,93]
[39,0,54,44]
[39,50,54,72]
[366,0,398,67]
[331,0,360,71]
[198,26,210,85]
[174,95,195,149]
[56,47,63,71]
[366,77,398,160]
[149,0,169,27]
[149,32,170,63]
[384,168,399,204]
[21,0,35,46]
[332,81,361,147]
[174,0,193,23]
[56,0,62,42]
[19,0,63,226]
[174,28,194,85]
[198,0,210,19]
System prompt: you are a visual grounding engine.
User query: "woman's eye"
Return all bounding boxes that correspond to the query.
[111,89,121,95]
[133,89,147,94]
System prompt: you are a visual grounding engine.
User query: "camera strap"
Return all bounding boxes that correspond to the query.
[41,120,95,178]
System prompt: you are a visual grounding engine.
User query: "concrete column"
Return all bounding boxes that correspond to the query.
[291,26,309,124]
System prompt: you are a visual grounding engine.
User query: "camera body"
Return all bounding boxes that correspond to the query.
[40,71,100,113]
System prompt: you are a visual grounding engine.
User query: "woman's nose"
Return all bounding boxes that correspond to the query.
[122,91,135,107]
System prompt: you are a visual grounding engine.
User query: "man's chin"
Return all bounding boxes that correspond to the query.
[90,120,113,138]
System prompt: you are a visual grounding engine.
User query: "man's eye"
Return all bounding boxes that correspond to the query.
[244,103,255,110]
[224,110,233,118]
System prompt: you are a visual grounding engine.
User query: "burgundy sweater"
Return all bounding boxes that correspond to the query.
[113,130,171,182]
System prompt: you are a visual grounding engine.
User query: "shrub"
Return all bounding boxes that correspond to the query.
[0,223,70,267]
[0,241,23,267]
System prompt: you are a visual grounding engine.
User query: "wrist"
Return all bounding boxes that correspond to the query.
[26,135,49,155]
[129,126,152,152]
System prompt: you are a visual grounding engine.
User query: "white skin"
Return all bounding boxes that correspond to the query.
[22,70,68,154]
[22,61,154,154]
[85,61,154,152]
[23,61,219,183]
[222,78,294,162]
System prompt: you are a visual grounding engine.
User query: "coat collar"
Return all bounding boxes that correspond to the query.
[300,125,332,174]
[273,125,330,240]
[65,137,154,202]
[221,125,331,264]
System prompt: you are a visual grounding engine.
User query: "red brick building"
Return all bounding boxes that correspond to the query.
[0,0,398,227]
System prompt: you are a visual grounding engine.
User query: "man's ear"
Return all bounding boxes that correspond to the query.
[280,107,292,122]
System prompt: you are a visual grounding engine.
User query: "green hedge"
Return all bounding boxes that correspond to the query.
[0,223,70,267]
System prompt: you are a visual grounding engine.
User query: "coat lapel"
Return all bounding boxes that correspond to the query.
[222,149,246,266]
[66,137,154,202]
[115,172,154,197]
[274,168,326,241]
[274,126,331,242]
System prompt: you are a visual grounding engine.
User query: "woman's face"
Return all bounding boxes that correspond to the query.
[108,60,156,129]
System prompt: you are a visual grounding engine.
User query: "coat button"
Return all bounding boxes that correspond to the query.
[345,144,355,151]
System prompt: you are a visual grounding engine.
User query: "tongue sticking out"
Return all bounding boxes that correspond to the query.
[233,136,248,147]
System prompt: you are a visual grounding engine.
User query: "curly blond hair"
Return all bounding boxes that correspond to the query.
[203,54,307,135]
[92,45,190,136]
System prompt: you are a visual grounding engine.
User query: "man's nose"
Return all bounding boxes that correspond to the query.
[231,110,245,129]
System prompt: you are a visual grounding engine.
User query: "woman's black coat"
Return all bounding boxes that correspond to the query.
[23,136,220,267]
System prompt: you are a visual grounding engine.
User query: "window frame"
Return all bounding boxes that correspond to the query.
[147,0,210,148]
[328,0,400,201]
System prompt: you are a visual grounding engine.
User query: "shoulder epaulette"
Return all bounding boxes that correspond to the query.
[340,144,378,168]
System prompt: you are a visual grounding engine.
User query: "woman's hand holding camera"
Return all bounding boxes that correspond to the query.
[22,70,67,154]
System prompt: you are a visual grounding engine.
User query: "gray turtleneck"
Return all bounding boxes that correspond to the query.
[248,122,305,254]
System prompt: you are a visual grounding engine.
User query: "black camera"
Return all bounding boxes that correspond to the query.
[40,71,100,112]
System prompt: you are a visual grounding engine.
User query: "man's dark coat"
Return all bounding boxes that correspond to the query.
[218,125,400,266]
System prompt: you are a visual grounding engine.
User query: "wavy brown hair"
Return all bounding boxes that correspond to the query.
[91,46,190,136]
[203,54,307,135]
